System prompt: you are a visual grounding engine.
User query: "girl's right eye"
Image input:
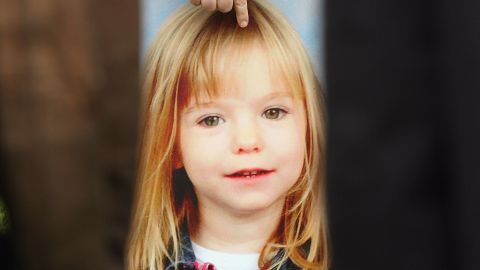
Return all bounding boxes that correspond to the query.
[198,115,224,127]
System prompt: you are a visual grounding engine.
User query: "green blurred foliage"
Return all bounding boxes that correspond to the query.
[0,197,10,234]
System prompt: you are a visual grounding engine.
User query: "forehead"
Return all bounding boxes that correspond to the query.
[213,43,283,97]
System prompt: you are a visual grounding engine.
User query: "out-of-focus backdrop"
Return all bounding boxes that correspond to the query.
[1,0,480,270]
[0,0,139,269]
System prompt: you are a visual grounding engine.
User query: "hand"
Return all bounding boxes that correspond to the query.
[190,0,249,28]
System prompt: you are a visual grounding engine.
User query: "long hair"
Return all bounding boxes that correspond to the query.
[126,1,328,269]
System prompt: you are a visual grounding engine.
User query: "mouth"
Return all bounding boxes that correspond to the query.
[225,168,275,180]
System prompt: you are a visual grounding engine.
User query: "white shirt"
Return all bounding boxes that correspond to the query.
[192,241,260,270]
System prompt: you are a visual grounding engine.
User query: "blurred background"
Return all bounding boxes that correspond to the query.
[0,0,139,269]
[1,0,479,270]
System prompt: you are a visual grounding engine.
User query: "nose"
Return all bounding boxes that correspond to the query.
[231,121,263,154]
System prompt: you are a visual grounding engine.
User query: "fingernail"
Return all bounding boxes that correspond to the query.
[240,20,247,27]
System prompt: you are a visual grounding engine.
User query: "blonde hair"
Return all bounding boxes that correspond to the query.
[127,1,328,269]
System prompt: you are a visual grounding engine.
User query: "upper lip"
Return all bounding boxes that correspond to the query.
[225,168,274,177]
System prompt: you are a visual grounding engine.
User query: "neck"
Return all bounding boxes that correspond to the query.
[192,199,284,253]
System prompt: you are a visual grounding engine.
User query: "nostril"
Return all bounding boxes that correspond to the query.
[237,145,261,154]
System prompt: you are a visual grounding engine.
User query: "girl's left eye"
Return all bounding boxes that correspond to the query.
[262,108,288,120]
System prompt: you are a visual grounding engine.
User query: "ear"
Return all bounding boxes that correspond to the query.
[173,146,184,170]
[173,157,183,170]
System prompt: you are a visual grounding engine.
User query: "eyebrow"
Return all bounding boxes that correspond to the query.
[183,92,293,114]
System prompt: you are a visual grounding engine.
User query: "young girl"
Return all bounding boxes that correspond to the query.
[127,1,328,269]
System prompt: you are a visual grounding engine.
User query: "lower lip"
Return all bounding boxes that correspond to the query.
[224,170,275,182]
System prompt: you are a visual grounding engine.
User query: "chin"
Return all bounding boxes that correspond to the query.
[227,195,285,215]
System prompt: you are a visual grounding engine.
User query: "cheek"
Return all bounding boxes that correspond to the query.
[267,116,306,154]
[272,131,305,167]
[179,129,227,176]
[266,115,307,174]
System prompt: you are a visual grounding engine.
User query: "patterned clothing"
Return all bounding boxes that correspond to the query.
[164,226,300,270]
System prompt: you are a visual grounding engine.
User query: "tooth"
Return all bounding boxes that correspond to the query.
[237,170,263,177]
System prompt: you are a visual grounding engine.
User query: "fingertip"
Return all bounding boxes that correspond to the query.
[217,0,234,13]
[234,0,249,28]
[190,0,201,5]
[237,12,249,28]
[218,7,233,13]
[201,0,216,11]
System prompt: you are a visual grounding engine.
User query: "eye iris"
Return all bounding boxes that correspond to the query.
[265,109,280,119]
[204,116,219,126]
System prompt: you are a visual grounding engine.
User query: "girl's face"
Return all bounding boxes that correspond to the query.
[179,43,307,216]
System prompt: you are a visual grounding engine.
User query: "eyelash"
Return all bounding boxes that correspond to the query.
[263,107,288,120]
[197,107,289,127]
[198,115,224,127]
